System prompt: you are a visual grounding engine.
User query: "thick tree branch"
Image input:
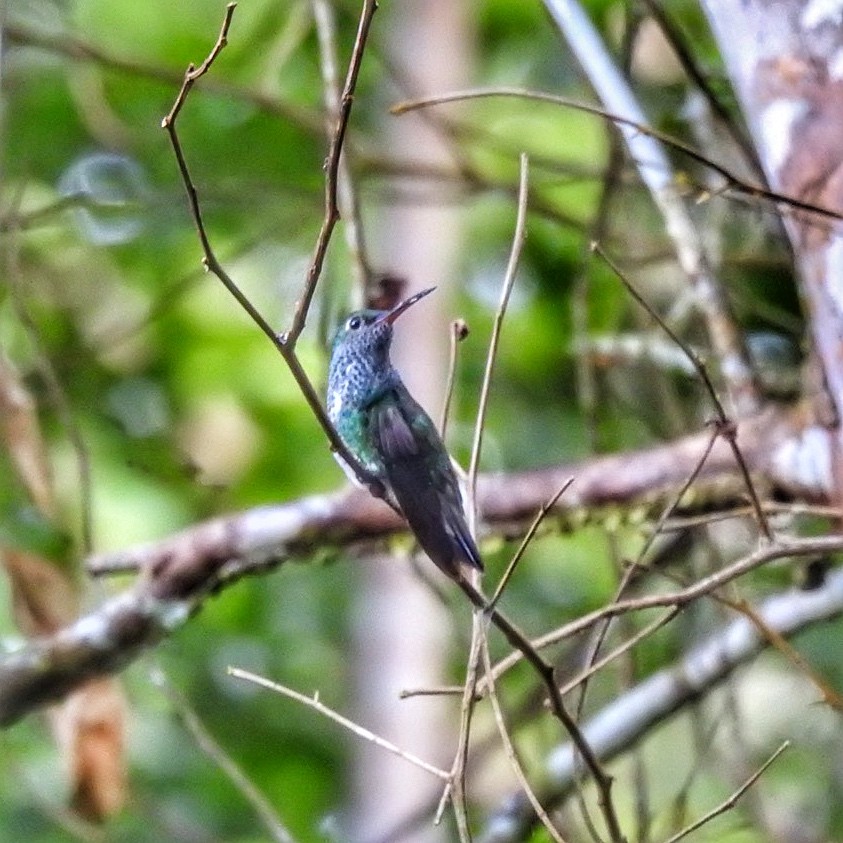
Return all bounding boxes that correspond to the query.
[0,405,831,728]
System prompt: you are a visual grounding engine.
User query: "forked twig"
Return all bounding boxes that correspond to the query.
[228,667,451,782]
[457,576,626,843]
[161,2,387,501]
[592,243,772,542]
[482,534,843,684]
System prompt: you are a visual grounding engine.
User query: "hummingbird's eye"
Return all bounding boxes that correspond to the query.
[348,315,363,330]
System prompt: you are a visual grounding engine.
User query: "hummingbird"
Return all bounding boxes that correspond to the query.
[327,287,483,582]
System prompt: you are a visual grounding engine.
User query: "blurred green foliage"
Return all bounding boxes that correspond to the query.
[1,1,835,842]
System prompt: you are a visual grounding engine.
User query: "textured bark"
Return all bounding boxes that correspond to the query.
[0,404,828,728]
[702,0,843,495]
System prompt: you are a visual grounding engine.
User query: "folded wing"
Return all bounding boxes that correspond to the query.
[371,386,483,579]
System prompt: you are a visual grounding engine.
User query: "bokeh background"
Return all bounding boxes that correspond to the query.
[3,1,841,842]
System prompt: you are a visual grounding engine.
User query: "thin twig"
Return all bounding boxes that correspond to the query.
[489,477,575,611]
[155,669,297,843]
[284,0,378,345]
[227,668,451,781]
[467,153,530,508]
[312,0,372,290]
[572,426,719,721]
[560,609,679,696]
[592,243,772,541]
[457,577,627,843]
[661,500,843,531]
[439,151,533,839]
[391,86,843,224]
[732,600,843,712]
[436,617,485,839]
[399,684,466,700]
[440,319,470,438]
[662,741,789,843]
[403,607,678,702]
[481,639,568,843]
[482,533,843,684]
[160,2,388,501]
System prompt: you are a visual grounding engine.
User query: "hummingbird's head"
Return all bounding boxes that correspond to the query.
[331,286,436,360]
[328,287,436,413]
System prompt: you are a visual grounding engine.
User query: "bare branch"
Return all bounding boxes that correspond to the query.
[160,2,387,500]
[391,87,843,225]
[86,406,825,580]
[0,408,829,727]
[481,639,568,843]
[456,578,627,843]
[484,532,843,684]
[313,0,372,290]
[468,153,530,503]
[228,668,450,782]
[438,617,485,839]
[593,244,772,541]
[489,477,575,611]
[479,571,843,841]
[284,0,378,345]
[662,741,789,843]
[733,600,843,712]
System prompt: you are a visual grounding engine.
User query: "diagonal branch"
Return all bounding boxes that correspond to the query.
[542,0,759,416]
[0,406,829,728]
[284,0,378,345]
[478,568,843,842]
[593,243,772,540]
[160,2,386,501]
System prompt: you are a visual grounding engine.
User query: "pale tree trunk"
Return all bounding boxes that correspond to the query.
[702,0,843,496]
[350,2,475,841]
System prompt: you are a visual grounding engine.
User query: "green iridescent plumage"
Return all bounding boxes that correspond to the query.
[327,288,483,581]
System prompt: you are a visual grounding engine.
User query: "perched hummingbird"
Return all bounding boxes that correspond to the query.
[327,287,483,582]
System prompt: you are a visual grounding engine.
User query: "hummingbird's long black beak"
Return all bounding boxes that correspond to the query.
[378,286,436,325]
